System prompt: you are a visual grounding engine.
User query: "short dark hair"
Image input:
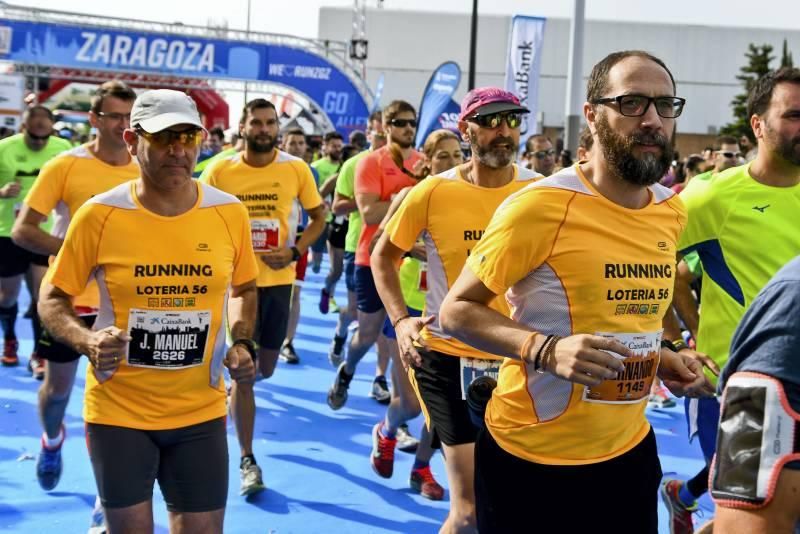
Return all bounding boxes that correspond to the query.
[714,135,738,149]
[525,134,551,154]
[349,130,368,149]
[240,98,277,125]
[23,104,54,122]
[90,80,136,114]
[587,50,676,103]
[284,128,306,139]
[747,67,800,118]
[324,131,344,144]
[209,127,224,140]
[368,110,382,124]
[685,154,705,174]
[578,126,594,150]
[383,100,416,125]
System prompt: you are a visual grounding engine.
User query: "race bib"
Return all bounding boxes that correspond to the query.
[583,331,661,404]
[460,357,501,400]
[251,219,280,252]
[127,309,211,369]
[418,261,428,292]
[334,214,346,224]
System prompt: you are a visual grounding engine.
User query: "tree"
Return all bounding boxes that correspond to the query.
[781,38,794,68]
[720,43,774,142]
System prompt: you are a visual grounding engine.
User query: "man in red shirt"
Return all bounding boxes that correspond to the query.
[327,100,421,409]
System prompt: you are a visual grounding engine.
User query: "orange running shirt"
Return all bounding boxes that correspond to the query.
[466,165,686,465]
[386,164,540,359]
[354,145,421,266]
[46,180,258,430]
[202,150,323,287]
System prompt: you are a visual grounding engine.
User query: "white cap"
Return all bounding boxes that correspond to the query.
[130,89,204,133]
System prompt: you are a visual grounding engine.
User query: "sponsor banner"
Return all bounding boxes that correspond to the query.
[415,61,461,148]
[505,15,546,149]
[0,19,369,135]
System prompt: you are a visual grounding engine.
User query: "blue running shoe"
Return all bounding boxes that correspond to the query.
[87,495,107,534]
[36,439,63,491]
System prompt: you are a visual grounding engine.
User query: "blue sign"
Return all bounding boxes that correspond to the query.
[435,98,462,135]
[0,19,370,135]
[415,61,461,148]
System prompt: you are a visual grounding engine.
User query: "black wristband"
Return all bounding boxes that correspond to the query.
[232,338,257,358]
[290,246,301,262]
[533,335,554,372]
[660,339,678,352]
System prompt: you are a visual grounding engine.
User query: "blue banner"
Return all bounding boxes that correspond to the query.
[434,99,461,135]
[0,19,369,135]
[505,16,546,149]
[415,61,461,148]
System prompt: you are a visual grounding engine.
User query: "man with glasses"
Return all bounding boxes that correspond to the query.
[12,82,139,526]
[661,67,800,534]
[202,98,325,497]
[327,100,421,410]
[372,87,539,532]
[523,134,556,176]
[37,88,258,534]
[0,105,71,370]
[439,50,708,533]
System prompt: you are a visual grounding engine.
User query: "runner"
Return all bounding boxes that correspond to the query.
[367,128,467,501]
[327,101,421,411]
[374,91,539,531]
[14,81,138,485]
[37,88,258,534]
[202,99,325,496]
[0,105,71,369]
[310,132,344,274]
[661,66,800,534]
[438,51,709,533]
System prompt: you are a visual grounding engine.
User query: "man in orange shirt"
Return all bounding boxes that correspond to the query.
[13,81,139,510]
[327,100,421,410]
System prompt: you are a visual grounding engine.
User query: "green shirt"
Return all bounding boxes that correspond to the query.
[196,147,238,179]
[311,157,340,185]
[335,150,369,253]
[677,164,800,384]
[399,257,426,312]
[0,134,71,236]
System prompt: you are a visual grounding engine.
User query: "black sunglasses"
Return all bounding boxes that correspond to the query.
[719,151,741,159]
[591,94,686,118]
[467,112,523,129]
[389,118,417,128]
[532,148,556,159]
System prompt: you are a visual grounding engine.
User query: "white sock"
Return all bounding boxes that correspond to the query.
[43,428,64,449]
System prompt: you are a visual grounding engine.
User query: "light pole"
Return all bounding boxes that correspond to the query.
[468,0,478,90]
[564,0,585,153]
[243,0,252,103]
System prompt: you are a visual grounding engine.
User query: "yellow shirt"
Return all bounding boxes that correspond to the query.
[467,165,686,465]
[47,180,258,430]
[25,144,140,308]
[201,150,323,287]
[386,164,540,359]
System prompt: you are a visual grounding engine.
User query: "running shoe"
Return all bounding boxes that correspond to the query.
[36,427,65,491]
[660,478,697,534]
[87,495,106,534]
[28,352,45,381]
[1,338,19,366]
[319,288,330,314]
[370,375,391,404]
[370,422,396,478]
[396,423,419,453]
[327,362,353,410]
[279,341,300,364]
[649,385,676,409]
[410,466,445,501]
[239,457,266,496]
[328,335,346,367]
[329,296,340,314]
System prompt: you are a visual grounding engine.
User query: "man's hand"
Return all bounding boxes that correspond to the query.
[260,246,294,270]
[0,181,21,198]
[86,326,131,372]
[543,335,629,386]
[395,315,436,369]
[679,347,720,377]
[225,344,256,383]
[658,349,715,397]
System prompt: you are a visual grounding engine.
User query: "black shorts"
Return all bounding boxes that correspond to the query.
[327,218,348,249]
[86,417,228,513]
[411,348,478,449]
[354,265,384,314]
[0,236,49,277]
[475,428,662,534]
[38,315,96,363]
[254,285,292,350]
[344,251,356,293]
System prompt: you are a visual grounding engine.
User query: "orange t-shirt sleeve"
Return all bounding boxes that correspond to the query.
[26,157,68,215]
[386,179,431,252]
[354,153,382,197]
[297,162,324,211]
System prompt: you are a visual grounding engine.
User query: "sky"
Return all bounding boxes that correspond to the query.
[6,0,800,128]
